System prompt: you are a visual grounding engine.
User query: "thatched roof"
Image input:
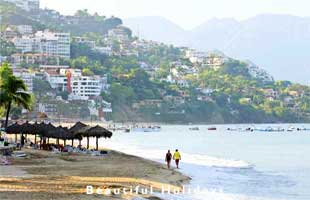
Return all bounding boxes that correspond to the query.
[34,122,56,136]
[5,122,21,134]
[39,124,81,140]
[77,125,112,138]
[43,126,70,140]
[6,121,37,135]
[19,121,37,135]
[6,122,106,140]
[69,122,87,134]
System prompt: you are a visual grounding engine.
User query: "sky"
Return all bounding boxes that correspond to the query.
[40,0,310,30]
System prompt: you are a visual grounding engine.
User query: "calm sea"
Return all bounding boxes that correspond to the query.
[86,124,310,200]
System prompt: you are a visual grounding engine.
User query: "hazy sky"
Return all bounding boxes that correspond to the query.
[41,0,309,30]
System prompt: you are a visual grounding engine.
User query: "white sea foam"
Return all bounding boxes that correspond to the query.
[101,138,284,200]
[187,189,282,200]
[103,141,251,169]
[156,188,283,200]
[181,153,252,169]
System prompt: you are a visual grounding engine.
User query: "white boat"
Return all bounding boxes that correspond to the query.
[132,126,161,132]
[287,126,295,132]
[189,127,199,131]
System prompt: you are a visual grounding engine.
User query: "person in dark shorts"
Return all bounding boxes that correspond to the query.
[21,135,25,147]
[165,150,172,169]
[173,149,181,169]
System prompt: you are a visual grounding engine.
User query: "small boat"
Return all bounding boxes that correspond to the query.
[208,127,217,131]
[124,128,130,133]
[287,127,295,132]
[189,127,199,131]
[132,126,161,132]
[297,127,310,131]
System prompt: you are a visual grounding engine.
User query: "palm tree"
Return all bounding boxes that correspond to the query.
[0,63,32,128]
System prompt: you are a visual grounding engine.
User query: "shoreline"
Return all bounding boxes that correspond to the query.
[52,121,310,127]
[0,148,191,200]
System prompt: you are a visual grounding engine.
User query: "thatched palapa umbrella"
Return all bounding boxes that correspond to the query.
[77,125,112,150]
[69,122,86,146]
[5,122,21,134]
[5,122,21,142]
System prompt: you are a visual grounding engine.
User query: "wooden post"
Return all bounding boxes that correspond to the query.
[47,138,50,144]
[96,137,98,151]
[71,139,74,147]
[15,134,17,143]
[64,140,66,146]
[79,139,81,147]
[57,139,59,145]
[87,136,89,149]
[34,134,37,144]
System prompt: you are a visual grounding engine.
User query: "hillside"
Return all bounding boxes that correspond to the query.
[0,1,123,35]
[1,2,310,124]
[123,14,310,83]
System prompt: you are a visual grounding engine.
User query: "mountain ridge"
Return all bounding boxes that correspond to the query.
[123,14,310,84]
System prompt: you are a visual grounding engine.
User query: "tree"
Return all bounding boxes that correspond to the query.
[0,63,32,128]
[82,68,94,76]
[0,39,17,56]
[33,78,52,99]
[74,9,90,17]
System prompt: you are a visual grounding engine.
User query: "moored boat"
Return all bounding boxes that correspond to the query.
[208,127,217,131]
[131,126,161,132]
[189,127,199,131]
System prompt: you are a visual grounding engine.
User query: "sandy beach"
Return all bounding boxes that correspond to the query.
[0,148,190,200]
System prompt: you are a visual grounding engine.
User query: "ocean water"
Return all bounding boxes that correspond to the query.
[86,124,310,200]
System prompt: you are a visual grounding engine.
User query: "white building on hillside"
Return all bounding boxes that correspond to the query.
[35,31,71,58]
[185,49,208,63]
[12,36,36,53]
[107,26,130,41]
[246,61,274,82]
[12,30,71,59]
[16,25,33,35]
[45,68,108,100]
[12,68,34,92]
[3,0,40,11]
[94,46,113,56]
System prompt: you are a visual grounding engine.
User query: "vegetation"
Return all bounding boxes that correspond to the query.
[2,1,310,123]
[0,63,33,127]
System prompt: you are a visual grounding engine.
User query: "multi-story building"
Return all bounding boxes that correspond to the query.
[12,68,34,92]
[35,31,71,58]
[73,37,96,48]
[10,53,52,65]
[16,25,33,35]
[94,46,113,56]
[38,102,58,116]
[12,30,71,59]
[107,26,130,41]
[11,36,35,53]
[185,49,208,63]
[246,61,274,82]
[45,68,108,100]
[1,27,18,40]
[3,0,40,12]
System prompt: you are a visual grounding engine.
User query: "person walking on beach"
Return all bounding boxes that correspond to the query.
[21,135,25,147]
[165,150,172,169]
[173,149,181,169]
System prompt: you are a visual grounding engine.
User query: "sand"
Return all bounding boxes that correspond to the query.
[0,148,191,200]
